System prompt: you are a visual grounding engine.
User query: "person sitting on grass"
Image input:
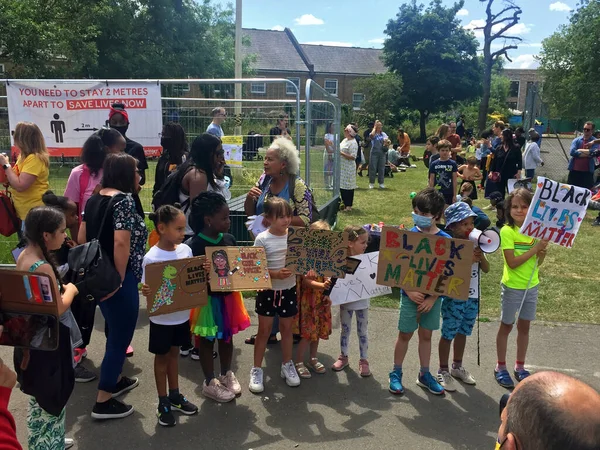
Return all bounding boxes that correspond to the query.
[458,156,482,200]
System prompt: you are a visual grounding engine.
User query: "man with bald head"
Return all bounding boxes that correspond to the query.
[497,371,600,449]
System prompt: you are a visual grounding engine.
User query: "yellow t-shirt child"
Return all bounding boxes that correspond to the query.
[500,225,539,289]
[12,154,49,219]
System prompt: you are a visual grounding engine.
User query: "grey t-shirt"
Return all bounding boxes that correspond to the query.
[206,123,224,138]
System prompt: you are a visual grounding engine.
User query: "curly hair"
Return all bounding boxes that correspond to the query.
[189,191,228,234]
[270,138,300,175]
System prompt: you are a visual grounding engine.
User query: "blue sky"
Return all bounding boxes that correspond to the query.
[213,0,574,69]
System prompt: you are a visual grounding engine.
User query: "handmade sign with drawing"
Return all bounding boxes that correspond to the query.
[376,227,474,301]
[205,247,272,291]
[330,252,392,306]
[520,177,591,248]
[285,227,348,278]
[145,256,208,316]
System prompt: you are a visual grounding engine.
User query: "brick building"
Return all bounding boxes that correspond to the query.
[242,27,387,107]
[503,68,543,111]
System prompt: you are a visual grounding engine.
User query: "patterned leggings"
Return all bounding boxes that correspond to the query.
[27,397,65,450]
[340,307,369,359]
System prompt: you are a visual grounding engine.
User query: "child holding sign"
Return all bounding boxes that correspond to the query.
[140,205,199,427]
[436,202,490,392]
[495,189,549,389]
[331,225,371,377]
[251,198,300,393]
[389,188,447,396]
[293,220,333,379]
[186,192,250,402]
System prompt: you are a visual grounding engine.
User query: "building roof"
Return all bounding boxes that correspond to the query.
[299,44,386,75]
[242,27,388,76]
[242,28,310,73]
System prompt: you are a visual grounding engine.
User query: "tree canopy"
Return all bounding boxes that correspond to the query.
[383,0,482,140]
[353,73,403,127]
[538,0,600,119]
[0,0,235,79]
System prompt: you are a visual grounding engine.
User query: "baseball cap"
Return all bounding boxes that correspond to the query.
[444,201,477,227]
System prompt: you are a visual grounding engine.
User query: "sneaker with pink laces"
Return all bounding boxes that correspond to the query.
[359,359,371,377]
[126,345,134,358]
[331,354,349,372]
[218,371,242,396]
[202,378,235,403]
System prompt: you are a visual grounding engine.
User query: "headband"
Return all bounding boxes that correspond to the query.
[345,125,356,137]
[108,106,129,123]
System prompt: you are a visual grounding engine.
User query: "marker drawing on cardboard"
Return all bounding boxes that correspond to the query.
[206,247,272,291]
[285,227,348,278]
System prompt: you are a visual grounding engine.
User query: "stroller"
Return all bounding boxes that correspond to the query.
[243,131,263,161]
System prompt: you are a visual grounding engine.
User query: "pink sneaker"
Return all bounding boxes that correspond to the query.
[331,354,349,372]
[218,371,242,396]
[359,359,371,377]
[126,345,134,358]
[202,378,235,403]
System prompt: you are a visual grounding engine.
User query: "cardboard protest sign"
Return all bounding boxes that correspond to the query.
[7,81,162,157]
[330,252,392,306]
[377,227,474,300]
[285,227,348,277]
[206,247,272,291]
[520,177,591,248]
[145,257,208,316]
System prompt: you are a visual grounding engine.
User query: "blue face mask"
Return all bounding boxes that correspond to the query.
[412,212,433,229]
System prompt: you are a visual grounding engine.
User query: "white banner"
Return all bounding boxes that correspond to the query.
[330,252,392,306]
[7,81,162,157]
[520,176,591,248]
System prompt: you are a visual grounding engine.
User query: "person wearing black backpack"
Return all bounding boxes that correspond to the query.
[152,122,188,198]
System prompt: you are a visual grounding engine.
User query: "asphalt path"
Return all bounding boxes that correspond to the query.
[3,297,599,450]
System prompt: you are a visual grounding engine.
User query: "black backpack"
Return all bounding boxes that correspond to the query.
[151,160,193,212]
[260,174,320,223]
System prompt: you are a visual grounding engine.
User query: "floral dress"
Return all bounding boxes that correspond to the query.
[340,138,358,190]
[113,194,148,281]
[293,275,332,341]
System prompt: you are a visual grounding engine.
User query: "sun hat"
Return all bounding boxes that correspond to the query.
[444,201,477,227]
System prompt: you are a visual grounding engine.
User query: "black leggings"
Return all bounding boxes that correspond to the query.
[340,189,355,207]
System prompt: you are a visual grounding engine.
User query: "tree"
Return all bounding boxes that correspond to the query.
[352,73,403,126]
[474,0,523,133]
[0,0,236,79]
[383,0,481,141]
[538,0,600,118]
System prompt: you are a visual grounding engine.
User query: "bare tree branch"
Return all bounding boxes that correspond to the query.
[490,34,523,42]
[490,5,521,22]
[490,46,518,62]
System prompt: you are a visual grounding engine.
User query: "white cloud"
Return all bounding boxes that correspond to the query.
[271,25,285,31]
[368,38,385,45]
[303,41,353,47]
[506,54,539,69]
[457,8,469,16]
[464,19,531,38]
[550,2,572,12]
[294,14,324,26]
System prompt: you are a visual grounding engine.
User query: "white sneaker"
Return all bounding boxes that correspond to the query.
[379,184,385,189]
[280,360,301,387]
[369,184,374,189]
[249,367,264,393]
[437,370,457,392]
[65,438,74,450]
[219,370,242,396]
[451,366,477,385]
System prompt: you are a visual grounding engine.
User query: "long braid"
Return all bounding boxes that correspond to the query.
[38,239,64,294]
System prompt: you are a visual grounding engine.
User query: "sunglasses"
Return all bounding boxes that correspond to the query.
[584,128,592,132]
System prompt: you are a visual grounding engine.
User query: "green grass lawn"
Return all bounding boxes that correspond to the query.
[2,145,599,324]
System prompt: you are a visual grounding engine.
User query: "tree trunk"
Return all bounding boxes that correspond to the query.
[419,109,428,142]
[478,58,492,133]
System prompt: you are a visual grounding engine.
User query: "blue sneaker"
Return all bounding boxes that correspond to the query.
[513,368,531,382]
[389,369,404,395]
[495,369,515,389]
[416,372,445,395]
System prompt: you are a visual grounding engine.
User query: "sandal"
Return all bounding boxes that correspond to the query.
[245,334,279,345]
[307,358,326,374]
[295,362,312,379]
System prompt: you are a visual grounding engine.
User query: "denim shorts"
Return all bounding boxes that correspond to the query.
[441,297,479,340]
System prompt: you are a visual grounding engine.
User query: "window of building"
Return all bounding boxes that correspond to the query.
[324,79,338,96]
[286,78,300,95]
[251,80,266,94]
[352,93,365,110]
[509,80,520,98]
[173,83,190,92]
